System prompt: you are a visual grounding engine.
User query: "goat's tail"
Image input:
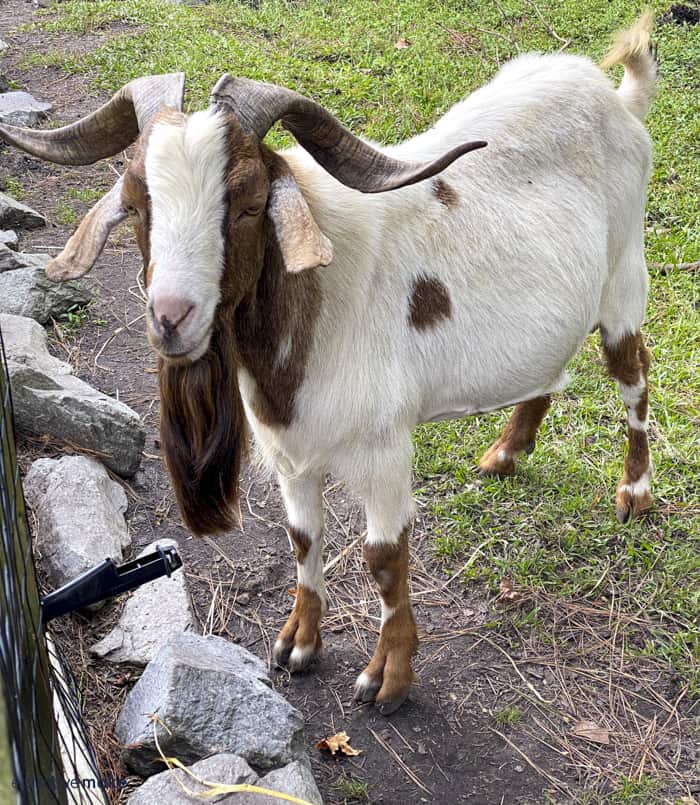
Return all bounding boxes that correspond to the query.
[601,11,657,120]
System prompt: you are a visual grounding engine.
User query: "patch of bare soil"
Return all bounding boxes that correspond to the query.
[2,4,697,803]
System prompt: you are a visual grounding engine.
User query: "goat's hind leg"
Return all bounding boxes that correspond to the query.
[478,395,551,476]
[273,473,325,671]
[601,329,653,522]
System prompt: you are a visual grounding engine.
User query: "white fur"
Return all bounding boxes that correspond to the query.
[619,470,651,497]
[619,379,648,430]
[146,109,229,359]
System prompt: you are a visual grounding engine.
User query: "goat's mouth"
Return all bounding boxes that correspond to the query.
[149,326,214,365]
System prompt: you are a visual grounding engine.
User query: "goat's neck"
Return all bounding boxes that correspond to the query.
[233,238,321,428]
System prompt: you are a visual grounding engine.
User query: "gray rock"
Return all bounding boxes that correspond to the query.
[127,754,258,804]
[23,456,130,591]
[0,191,46,230]
[0,245,50,272]
[116,634,306,777]
[0,231,18,250]
[127,755,323,805]
[0,39,8,55]
[91,538,196,666]
[0,91,52,127]
[1,312,145,477]
[0,262,89,322]
[261,762,324,805]
[0,312,71,376]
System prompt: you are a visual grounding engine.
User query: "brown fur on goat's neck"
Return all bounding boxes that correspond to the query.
[233,148,322,428]
[158,320,246,536]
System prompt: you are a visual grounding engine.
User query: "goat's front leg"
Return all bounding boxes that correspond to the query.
[273,473,325,672]
[355,463,418,715]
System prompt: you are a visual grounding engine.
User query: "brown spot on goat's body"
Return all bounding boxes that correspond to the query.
[432,177,459,209]
[408,275,452,331]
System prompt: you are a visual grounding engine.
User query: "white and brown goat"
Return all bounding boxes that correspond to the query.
[1,16,657,713]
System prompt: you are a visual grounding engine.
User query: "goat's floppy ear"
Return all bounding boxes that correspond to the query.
[46,177,128,280]
[267,174,333,273]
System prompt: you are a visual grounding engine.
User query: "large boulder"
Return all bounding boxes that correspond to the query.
[116,634,307,777]
[127,755,323,805]
[23,455,131,591]
[0,262,89,322]
[0,91,52,127]
[1,313,145,476]
[91,538,197,666]
[0,191,46,230]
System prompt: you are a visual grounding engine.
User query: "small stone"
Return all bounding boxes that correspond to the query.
[0,191,46,230]
[0,262,89,323]
[0,231,18,250]
[91,538,197,666]
[514,764,524,773]
[0,39,8,55]
[237,592,250,605]
[0,91,52,127]
[23,455,130,591]
[116,633,307,777]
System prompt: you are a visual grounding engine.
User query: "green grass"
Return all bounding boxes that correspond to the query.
[25,0,699,716]
[332,775,371,803]
[495,704,523,727]
[2,176,25,200]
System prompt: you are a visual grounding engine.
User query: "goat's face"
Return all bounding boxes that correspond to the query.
[122,109,273,364]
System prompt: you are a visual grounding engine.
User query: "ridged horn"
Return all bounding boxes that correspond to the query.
[0,73,185,165]
[210,74,486,193]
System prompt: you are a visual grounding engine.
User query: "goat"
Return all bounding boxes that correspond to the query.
[1,14,658,714]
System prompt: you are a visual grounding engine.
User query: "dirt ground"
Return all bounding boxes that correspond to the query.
[1,4,697,804]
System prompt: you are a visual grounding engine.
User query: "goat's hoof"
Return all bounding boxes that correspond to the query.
[273,635,321,673]
[354,669,411,715]
[524,439,536,455]
[354,671,382,703]
[615,479,653,523]
[477,443,516,477]
[375,687,410,716]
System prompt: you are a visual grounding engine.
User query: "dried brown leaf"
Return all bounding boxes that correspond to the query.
[572,719,609,745]
[495,577,523,605]
[394,37,411,49]
[315,730,362,756]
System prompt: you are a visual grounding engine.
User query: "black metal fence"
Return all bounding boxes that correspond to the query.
[0,325,106,805]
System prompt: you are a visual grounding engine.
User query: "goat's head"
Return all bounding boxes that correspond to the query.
[0,73,486,534]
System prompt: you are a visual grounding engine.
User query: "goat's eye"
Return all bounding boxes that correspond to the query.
[240,205,264,219]
[125,204,138,216]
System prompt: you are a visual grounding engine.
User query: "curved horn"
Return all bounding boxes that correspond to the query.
[0,73,185,165]
[210,74,486,193]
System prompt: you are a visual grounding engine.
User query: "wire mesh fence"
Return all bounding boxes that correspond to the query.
[0,324,107,805]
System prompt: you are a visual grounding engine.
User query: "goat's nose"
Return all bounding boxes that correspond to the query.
[150,295,195,336]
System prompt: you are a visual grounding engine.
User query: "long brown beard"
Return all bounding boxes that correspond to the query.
[158,326,246,536]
